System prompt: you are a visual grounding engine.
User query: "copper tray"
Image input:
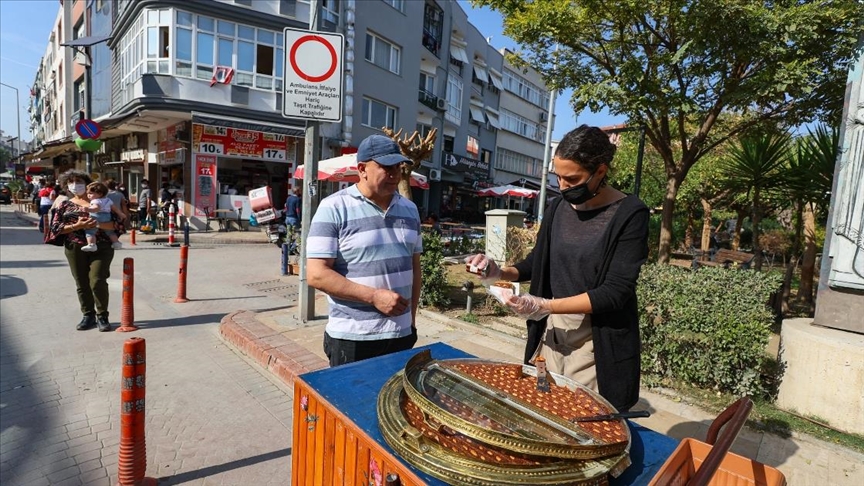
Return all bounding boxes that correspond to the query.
[377,350,631,485]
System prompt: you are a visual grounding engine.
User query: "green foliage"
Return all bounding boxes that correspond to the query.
[638,264,782,398]
[6,179,24,194]
[0,146,11,166]
[460,313,479,324]
[419,230,451,308]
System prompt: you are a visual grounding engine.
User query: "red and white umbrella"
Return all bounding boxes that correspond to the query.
[293,154,429,189]
[476,185,538,198]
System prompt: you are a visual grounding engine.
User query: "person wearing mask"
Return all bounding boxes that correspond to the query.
[465,125,650,412]
[37,182,56,233]
[44,170,126,332]
[307,135,423,367]
[138,179,152,225]
[284,187,302,230]
[106,179,130,222]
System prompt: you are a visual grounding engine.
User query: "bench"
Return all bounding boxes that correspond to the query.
[694,248,756,269]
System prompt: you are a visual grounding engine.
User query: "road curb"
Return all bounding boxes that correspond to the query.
[219,310,328,389]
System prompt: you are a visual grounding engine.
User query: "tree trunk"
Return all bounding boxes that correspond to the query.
[732,209,746,251]
[700,198,713,256]
[398,166,413,201]
[781,201,804,316]
[752,189,764,271]
[800,203,817,310]
[657,176,683,264]
[684,209,694,250]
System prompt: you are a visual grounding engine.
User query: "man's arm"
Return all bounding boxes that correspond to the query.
[307,258,408,317]
[411,253,421,328]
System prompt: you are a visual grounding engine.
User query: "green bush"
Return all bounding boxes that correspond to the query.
[637,264,782,397]
[419,230,450,308]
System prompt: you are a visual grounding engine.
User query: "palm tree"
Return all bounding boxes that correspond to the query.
[720,132,792,270]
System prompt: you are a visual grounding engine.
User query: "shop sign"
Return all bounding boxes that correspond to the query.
[442,152,491,179]
[192,123,295,163]
[192,154,218,218]
[121,149,146,162]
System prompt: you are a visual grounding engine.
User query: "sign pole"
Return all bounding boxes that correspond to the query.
[299,0,321,322]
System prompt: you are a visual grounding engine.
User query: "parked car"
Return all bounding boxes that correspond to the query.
[0,184,12,204]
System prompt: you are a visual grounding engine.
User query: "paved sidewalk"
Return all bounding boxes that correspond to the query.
[220,295,864,486]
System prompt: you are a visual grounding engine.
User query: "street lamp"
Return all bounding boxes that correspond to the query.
[60,34,111,175]
[0,82,22,170]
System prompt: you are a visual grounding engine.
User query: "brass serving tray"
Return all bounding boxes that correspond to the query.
[378,373,627,486]
[401,351,630,460]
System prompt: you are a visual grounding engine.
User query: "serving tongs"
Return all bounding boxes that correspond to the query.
[571,410,651,422]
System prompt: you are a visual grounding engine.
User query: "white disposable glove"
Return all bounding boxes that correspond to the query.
[506,294,553,321]
[464,253,501,286]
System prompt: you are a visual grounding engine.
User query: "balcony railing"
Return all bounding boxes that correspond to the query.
[418,89,439,110]
[422,29,441,57]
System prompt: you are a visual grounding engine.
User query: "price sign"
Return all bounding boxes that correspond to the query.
[197,142,224,154]
[263,149,286,161]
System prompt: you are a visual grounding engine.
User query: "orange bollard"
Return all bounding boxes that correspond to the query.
[174,245,189,303]
[130,228,136,246]
[116,258,138,332]
[117,337,156,486]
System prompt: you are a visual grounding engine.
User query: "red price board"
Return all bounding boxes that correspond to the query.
[192,123,295,162]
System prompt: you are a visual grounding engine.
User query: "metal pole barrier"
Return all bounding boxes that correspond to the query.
[117,337,156,486]
[183,220,190,247]
[130,228,136,246]
[168,204,176,246]
[116,258,138,333]
[281,242,289,276]
[174,245,189,303]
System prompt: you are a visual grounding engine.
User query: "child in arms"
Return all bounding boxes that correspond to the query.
[82,181,125,252]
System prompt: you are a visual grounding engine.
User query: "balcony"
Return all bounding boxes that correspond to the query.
[422,29,440,57]
[418,89,439,111]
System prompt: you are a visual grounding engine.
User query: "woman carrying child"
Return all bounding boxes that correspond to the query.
[82,181,125,251]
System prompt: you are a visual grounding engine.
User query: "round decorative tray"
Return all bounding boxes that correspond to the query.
[377,350,631,485]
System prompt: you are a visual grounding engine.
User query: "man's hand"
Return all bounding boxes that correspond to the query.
[372,289,409,317]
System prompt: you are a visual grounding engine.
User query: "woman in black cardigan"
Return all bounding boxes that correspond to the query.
[467,125,649,411]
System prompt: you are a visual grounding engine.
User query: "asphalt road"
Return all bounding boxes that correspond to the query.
[0,205,300,485]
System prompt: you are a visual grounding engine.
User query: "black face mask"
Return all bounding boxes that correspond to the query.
[561,172,601,205]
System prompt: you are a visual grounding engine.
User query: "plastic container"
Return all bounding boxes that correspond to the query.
[650,438,787,486]
[247,186,273,212]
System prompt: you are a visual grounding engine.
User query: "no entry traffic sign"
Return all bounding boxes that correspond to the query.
[76,119,102,139]
[282,27,344,123]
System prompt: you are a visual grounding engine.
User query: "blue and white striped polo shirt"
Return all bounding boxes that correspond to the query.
[307,185,422,341]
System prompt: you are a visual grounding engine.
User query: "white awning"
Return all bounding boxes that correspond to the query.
[449,44,469,63]
[488,68,504,90]
[473,65,489,83]
[469,105,486,123]
[485,110,501,129]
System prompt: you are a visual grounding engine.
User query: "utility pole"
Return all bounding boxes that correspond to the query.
[537,83,557,222]
[0,82,22,170]
[298,0,321,322]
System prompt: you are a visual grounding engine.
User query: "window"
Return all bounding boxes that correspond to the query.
[365,32,401,74]
[500,109,542,142]
[362,97,397,131]
[416,124,434,140]
[321,0,340,25]
[443,136,454,153]
[422,2,443,56]
[503,68,549,107]
[279,0,297,17]
[495,148,542,177]
[74,21,85,40]
[383,0,404,11]
[445,76,463,124]
[73,79,84,113]
[419,73,435,94]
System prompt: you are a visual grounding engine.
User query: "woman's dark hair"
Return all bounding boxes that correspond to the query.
[106,179,118,190]
[58,169,92,194]
[554,125,616,173]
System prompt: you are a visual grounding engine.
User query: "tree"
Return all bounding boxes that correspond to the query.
[473,0,864,262]
[720,131,791,270]
[0,146,11,167]
[381,127,437,201]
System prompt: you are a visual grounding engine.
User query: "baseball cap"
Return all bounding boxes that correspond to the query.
[357,135,410,167]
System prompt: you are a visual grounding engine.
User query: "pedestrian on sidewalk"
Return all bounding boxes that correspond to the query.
[138,179,152,226]
[44,170,126,332]
[466,125,650,412]
[106,179,130,222]
[307,135,423,367]
[37,182,56,233]
[284,187,302,230]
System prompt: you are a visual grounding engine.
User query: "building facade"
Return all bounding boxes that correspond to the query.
[26,0,553,226]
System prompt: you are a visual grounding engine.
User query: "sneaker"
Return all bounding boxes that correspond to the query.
[96,315,112,332]
[81,244,97,252]
[76,313,96,331]
[112,241,123,250]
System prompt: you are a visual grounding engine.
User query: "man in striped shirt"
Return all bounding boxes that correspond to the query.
[307,135,423,367]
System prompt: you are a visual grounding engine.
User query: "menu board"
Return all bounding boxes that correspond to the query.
[193,154,217,218]
[192,123,296,163]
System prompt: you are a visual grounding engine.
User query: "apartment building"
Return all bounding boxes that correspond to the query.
[26,0,552,226]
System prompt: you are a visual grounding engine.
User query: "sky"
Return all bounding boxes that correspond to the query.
[0,0,621,144]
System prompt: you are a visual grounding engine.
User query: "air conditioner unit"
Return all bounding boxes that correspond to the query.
[539,112,549,123]
[436,98,447,111]
[429,169,442,181]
